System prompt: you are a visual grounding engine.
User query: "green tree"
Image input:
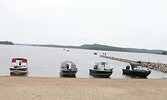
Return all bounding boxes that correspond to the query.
[162,51,167,55]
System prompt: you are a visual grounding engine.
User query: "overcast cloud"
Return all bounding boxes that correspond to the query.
[0,0,167,50]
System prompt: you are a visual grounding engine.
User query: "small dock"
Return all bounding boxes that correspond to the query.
[100,55,167,73]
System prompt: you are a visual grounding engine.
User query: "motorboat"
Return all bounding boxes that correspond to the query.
[9,58,28,74]
[89,62,113,77]
[60,61,77,77]
[122,63,151,77]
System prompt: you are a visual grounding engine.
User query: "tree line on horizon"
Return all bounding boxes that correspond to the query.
[0,41,14,45]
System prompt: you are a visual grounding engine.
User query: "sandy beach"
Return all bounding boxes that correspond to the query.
[0,77,167,100]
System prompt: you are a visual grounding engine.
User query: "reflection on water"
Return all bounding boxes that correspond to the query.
[59,72,76,78]
[89,75,111,79]
[10,72,28,77]
[0,45,167,79]
[60,75,76,78]
[122,74,148,79]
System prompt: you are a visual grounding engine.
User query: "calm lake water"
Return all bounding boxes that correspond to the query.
[0,45,167,79]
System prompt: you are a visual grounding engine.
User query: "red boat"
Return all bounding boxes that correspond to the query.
[10,58,28,74]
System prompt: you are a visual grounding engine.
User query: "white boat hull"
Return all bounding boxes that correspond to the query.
[10,67,28,74]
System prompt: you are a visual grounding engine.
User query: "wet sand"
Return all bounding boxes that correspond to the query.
[0,76,167,100]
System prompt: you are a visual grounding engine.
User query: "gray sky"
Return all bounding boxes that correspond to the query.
[0,0,167,50]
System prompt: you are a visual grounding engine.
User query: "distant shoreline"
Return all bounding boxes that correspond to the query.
[0,41,14,45]
[15,43,167,55]
[1,41,167,55]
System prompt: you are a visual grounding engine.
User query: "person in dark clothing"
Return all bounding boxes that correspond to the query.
[126,65,130,70]
[94,65,98,69]
[19,62,21,66]
[66,64,69,70]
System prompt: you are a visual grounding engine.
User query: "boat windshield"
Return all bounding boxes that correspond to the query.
[98,65,111,70]
[61,61,76,69]
[12,60,27,66]
[134,66,149,71]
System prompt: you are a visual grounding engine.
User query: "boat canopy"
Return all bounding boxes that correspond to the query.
[133,66,149,71]
[129,63,150,71]
[95,62,109,65]
[12,58,27,63]
[130,63,142,68]
[94,62,111,70]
